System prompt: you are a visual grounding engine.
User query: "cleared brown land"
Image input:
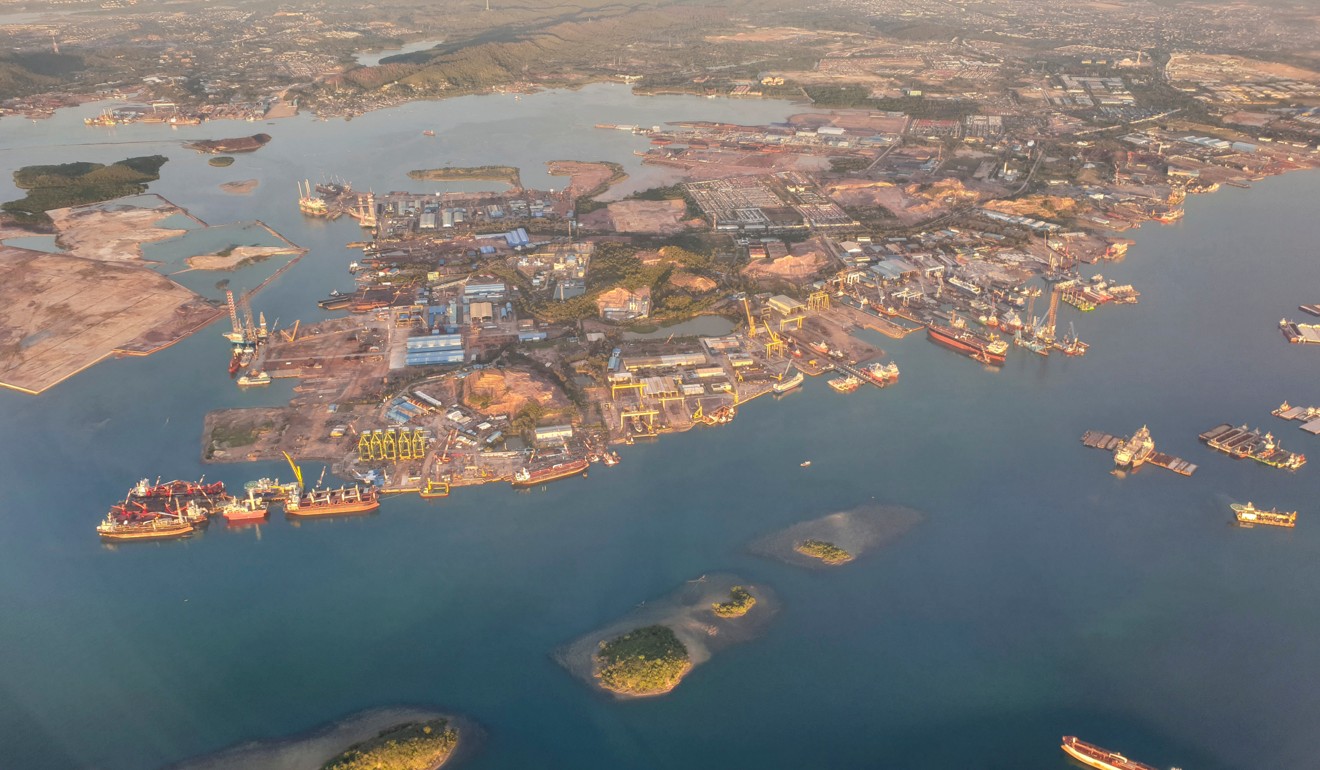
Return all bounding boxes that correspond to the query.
[546,160,625,197]
[602,199,689,234]
[0,245,220,394]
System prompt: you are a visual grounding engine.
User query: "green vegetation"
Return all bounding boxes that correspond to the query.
[594,625,691,695]
[711,586,757,618]
[407,165,522,188]
[208,156,235,167]
[321,719,458,770]
[829,156,871,173]
[796,539,853,565]
[205,420,270,459]
[3,155,167,227]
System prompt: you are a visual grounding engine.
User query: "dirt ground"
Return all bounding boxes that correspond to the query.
[0,244,219,394]
[48,195,197,262]
[598,199,690,234]
[545,160,625,197]
[220,179,260,194]
[463,368,570,418]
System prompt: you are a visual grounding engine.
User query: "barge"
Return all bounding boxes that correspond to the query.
[1232,502,1297,528]
[1199,423,1306,470]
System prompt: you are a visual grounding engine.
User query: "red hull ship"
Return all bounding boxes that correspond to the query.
[512,459,590,488]
[927,323,1007,366]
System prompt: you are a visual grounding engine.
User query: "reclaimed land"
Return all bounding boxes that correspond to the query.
[2,155,167,228]
[545,160,626,199]
[554,573,778,699]
[0,243,220,395]
[164,707,484,770]
[406,166,522,189]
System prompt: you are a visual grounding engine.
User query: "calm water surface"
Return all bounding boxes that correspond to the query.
[0,85,1318,770]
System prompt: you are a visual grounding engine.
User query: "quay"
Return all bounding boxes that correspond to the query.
[1199,423,1306,470]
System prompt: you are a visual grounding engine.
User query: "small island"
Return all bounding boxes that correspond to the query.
[208,156,235,167]
[185,133,271,154]
[594,625,692,697]
[795,539,854,565]
[2,155,167,227]
[751,504,923,570]
[711,585,757,618]
[407,165,522,189]
[555,574,777,699]
[322,719,459,770]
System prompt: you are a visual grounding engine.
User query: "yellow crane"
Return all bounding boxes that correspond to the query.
[764,324,786,359]
[741,295,760,337]
[282,451,305,490]
[280,319,300,342]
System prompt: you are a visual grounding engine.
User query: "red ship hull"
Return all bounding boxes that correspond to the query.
[927,325,1006,365]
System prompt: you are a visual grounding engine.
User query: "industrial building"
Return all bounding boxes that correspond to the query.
[405,333,465,366]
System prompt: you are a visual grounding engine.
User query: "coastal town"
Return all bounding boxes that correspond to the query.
[7,2,1320,770]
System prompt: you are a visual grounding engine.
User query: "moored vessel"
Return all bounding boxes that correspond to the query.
[1060,736,1160,770]
[285,485,380,516]
[827,374,861,393]
[1114,425,1155,470]
[221,493,270,523]
[1232,502,1297,528]
[927,321,1007,365]
[97,509,195,542]
[773,370,804,394]
[512,459,590,488]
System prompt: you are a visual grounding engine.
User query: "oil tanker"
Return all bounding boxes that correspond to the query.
[927,322,1007,365]
[1060,736,1161,770]
[285,485,380,516]
[512,459,589,488]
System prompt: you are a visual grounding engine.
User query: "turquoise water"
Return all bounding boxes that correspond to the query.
[0,85,1319,770]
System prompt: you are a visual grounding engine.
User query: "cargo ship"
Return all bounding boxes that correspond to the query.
[1114,425,1155,470]
[1199,423,1306,470]
[1060,736,1160,770]
[927,321,1008,365]
[285,485,380,516]
[1232,502,1297,528]
[97,509,195,542]
[128,478,226,502]
[512,459,590,488]
[773,370,805,394]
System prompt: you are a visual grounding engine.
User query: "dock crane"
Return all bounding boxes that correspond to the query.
[280,319,301,342]
[224,290,244,344]
[741,295,759,337]
[282,451,305,494]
